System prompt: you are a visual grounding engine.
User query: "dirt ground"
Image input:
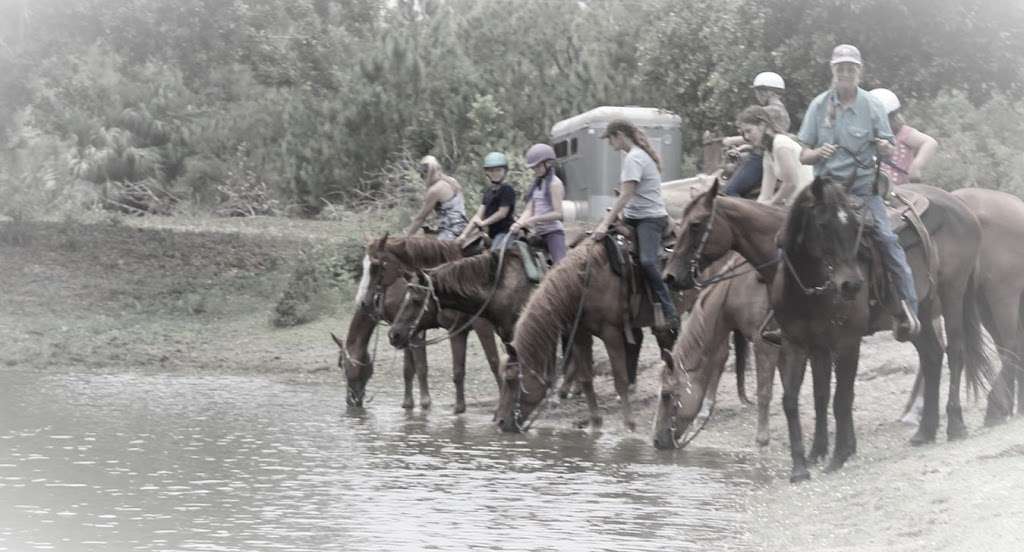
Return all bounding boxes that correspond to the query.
[2,216,1022,551]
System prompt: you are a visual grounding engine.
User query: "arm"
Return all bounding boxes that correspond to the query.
[800,144,836,165]
[458,205,487,240]
[404,183,443,236]
[770,143,803,205]
[905,128,938,182]
[480,206,510,227]
[509,198,534,234]
[592,180,638,240]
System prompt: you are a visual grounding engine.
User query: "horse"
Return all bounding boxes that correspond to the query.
[950,189,1024,424]
[493,238,682,432]
[653,253,779,449]
[385,245,623,419]
[332,234,501,414]
[663,179,990,482]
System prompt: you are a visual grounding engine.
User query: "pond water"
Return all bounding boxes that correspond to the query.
[0,366,760,551]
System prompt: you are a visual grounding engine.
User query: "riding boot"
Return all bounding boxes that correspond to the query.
[758,309,783,346]
[893,299,921,342]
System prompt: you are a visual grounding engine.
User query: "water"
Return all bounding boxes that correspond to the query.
[0,367,757,551]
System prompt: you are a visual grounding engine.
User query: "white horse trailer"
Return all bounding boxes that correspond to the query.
[550,106,684,223]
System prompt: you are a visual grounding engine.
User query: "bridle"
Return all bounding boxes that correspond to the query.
[686,195,719,287]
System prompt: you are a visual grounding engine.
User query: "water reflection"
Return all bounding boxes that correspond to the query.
[0,368,755,551]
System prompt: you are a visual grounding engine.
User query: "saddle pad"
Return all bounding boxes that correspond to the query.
[511,240,546,283]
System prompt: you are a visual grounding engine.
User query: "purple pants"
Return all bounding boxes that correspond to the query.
[540,230,567,265]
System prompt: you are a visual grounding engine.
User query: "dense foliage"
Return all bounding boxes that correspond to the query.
[2,0,1023,215]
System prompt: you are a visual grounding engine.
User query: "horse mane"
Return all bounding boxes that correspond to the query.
[380,237,464,268]
[673,256,736,372]
[512,242,609,373]
[780,178,846,251]
[427,249,520,299]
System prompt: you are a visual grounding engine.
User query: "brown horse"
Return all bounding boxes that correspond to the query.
[385,247,609,410]
[494,239,681,432]
[664,180,990,482]
[332,235,501,414]
[951,189,1024,424]
[653,253,779,449]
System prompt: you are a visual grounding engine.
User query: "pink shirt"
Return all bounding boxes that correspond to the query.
[883,125,915,186]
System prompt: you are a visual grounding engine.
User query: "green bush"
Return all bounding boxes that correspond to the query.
[271,243,350,327]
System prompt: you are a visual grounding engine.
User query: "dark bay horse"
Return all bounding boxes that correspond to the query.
[386,247,607,413]
[663,179,990,482]
[494,239,681,432]
[653,254,779,449]
[951,188,1024,424]
[332,235,501,414]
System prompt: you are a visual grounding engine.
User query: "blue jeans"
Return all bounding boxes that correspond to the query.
[724,151,763,198]
[855,188,918,312]
[490,232,513,251]
[625,216,678,321]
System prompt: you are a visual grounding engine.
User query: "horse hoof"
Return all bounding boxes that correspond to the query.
[420,400,432,410]
[789,469,811,483]
[591,416,603,429]
[808,449,827,465]
[909,431,935,446]
[947,426,969,441]
[453,403,466,415]
[625,420,637,432]
[755,435,770,448]
[984,414,1008,427]
[824,458,847,473]
[401,400,414,410]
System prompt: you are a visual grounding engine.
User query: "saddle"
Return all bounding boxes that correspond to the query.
[603,221,678,343]
[858,188,940,327]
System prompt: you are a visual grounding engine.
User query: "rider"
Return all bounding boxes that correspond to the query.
[404,155,469,241]
[734,105,813,206]
[510,143,567,264]
[459,151,518,250]
[869,88,939,187]
[723,71,792,198]
[797,44,921,341]
[592,119,680,332]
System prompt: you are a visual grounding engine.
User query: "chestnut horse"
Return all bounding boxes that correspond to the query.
[653,254,779,449]
[664,180,990,482]
[333,235,500,413]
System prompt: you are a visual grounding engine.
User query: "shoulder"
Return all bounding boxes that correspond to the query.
[549,174,565,189]
[625,147,652,166]
[859,90,887,115]
[806,90,831,114]
[772,134,801,153]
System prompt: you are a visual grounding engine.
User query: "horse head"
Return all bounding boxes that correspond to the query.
[494,345,549,433]
[663,178,734,290]
[388,270,435,348]
[332,329,373,407]
[652,348,711,449]
[784,177,866,301]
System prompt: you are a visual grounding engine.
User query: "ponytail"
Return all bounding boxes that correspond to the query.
[604,119,662,173]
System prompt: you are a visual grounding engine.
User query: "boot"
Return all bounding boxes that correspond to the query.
[893,299,921,342]
[758,309,782,346]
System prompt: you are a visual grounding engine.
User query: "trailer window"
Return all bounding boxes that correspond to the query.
[553,140,569,158]
[570,138,578,155]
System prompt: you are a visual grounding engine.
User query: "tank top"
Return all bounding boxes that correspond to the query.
[433,185,468,241]
[529,173,564,236]
[882,125,915,187]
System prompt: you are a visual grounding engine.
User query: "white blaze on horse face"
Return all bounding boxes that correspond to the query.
[355,255,372,307]
[837,208,849,226]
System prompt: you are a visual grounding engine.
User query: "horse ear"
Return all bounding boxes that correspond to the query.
[660,348,676,372]
[416,270,429,285]
[330,332,344,349]
[506,344,518,362]
[707,178,720,200]
[401,270,416,282]
[377,232,389,249]
[810,177,826,202]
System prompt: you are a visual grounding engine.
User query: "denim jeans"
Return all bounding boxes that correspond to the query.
[724,151,764,198]
[624,216,677,320]
[852,184,919,312]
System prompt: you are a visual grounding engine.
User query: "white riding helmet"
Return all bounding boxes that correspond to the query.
[752,71,785,90]
[870,88,901,114]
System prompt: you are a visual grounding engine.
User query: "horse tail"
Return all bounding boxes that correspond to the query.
[733,331,753,405]
[961,266,996,397]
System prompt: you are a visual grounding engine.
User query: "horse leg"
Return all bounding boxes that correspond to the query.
[412,340,431,410]
[940,291,969,440]
[827,342,860,472]
[807,348,832,464]
[754,340,779,447]
[472,319,503,391]
[983,288,1020,425]
[602,329,635,431]
[448,331,468,415]
[781,342,811,483]
[626,328,643,386]
[910,307,943,445]
[573,333,601,428]
[402,347,416,410]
